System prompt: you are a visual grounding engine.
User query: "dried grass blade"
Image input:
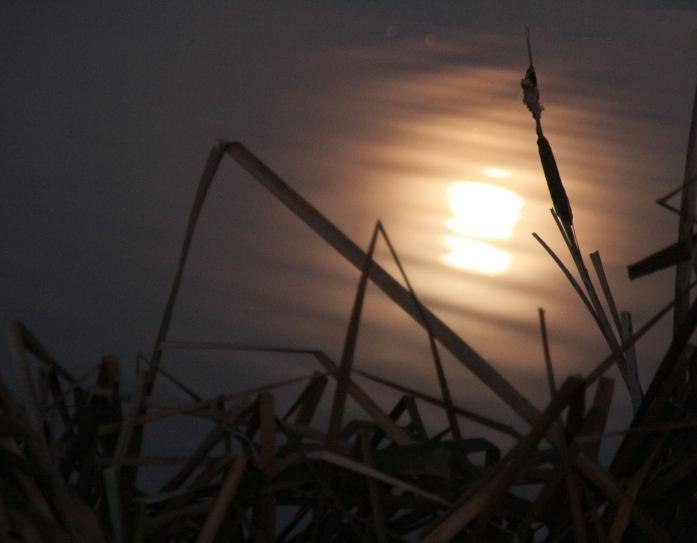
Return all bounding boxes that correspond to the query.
[149,141,229,380]
[538,308,557,397]
[5,325,97,541]
[295,451,366,540]
[111,370,148,471]
[98,456,223,466]
[549,213,622,349]
[583,484,608,543]
[513,463,566,541]
[258,392,276,469]
[590,251,623,338]
[425,377,583,542]
[113,141,228,503]
[314,352,413,446]
[588,252,643,411]
[607,434,665,543]
[359,429,388,543]
[255,392,276,541]
[353,368,520,439]
[563,472,588,543]
[376,221,460,440]
[584,278,697,387]
[549,214,639,406]
[327,223,379,450]
[7,322,46,450]
[627,238,692,280]
[581,414,697,443]
[195,456,248,543]
[306,450,450,506]
[656,178,697,212]
[639,453,697,504]
[613,295,697,475]
[283,372,327,425]
[573,455,669,542]
[99,372,317,436]
[159,339,414,443]
[557,392,588,543]
[578,377,614,460]
[673,80,697,332]
[620,312,643,404]
[472,377,584,538]
[0,440,58,530]
[157,366,202,402]
[17,322,77,384]
[103,466,124,543]
[160,398,250,493]
[533,233,597,320]
[46,368,71,429]
[403,396,428,441]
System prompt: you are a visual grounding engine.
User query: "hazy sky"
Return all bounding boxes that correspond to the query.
[3,2,697,447]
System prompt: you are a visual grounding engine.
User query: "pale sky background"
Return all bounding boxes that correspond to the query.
[3,2,697,459]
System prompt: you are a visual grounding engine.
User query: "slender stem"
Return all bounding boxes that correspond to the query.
[538,309,557,397]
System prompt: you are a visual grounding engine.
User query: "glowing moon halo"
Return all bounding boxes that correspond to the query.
[445,182,524,240]
[441,179,524,275]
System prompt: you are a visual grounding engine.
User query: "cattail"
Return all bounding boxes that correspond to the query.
[537,132,573,226]
[521,27,574,230]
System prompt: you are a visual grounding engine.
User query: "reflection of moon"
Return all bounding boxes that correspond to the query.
[442,180,524,275]
[441,236,513,275]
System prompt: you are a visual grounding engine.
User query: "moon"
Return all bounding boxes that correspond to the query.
[441,177,524,275]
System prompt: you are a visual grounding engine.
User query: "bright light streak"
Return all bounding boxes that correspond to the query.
[441,236,513,275]
[445,181,524,240]
[482,167,512,179]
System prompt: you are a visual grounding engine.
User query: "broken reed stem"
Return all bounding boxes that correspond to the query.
[590,253,644,409]
[550,223,613,354]
[589,251,623,340]
[549,211,624,361]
